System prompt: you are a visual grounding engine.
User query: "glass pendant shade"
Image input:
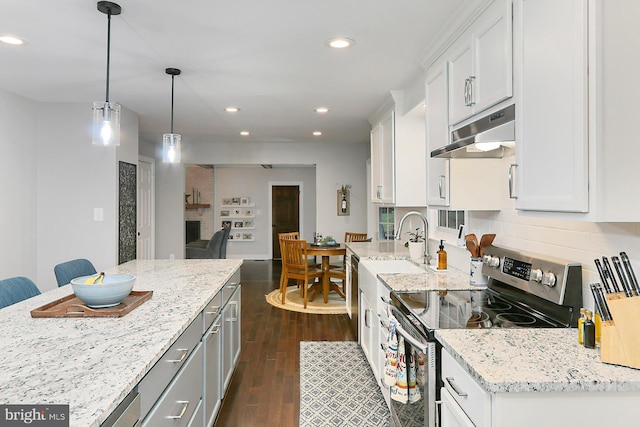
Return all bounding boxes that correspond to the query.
[92,101,121,146]
[163,133,182,163]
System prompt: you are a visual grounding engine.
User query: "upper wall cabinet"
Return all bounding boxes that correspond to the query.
[370,96,427,206]
[448,0,513,125]
[513,0,640,220]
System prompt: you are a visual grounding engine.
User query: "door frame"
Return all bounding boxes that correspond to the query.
[137,155,156,259]
[268,181,304,259]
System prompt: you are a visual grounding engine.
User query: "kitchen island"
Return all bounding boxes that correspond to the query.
[0,259,242,427]
[436,328,640,426]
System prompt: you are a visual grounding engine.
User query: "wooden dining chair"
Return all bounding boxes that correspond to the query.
[345,232,369,243]
[281,239,324,308]
[278,232,300,303]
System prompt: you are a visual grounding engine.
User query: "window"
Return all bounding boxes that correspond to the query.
[437,209,465,230]
[378,207,395,240]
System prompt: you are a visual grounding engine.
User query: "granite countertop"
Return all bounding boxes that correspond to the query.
[0,259,242,427]
[346,240,414,260]
[436,328,640,393]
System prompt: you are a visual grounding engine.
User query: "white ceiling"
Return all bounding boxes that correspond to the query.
[0,0,468,147]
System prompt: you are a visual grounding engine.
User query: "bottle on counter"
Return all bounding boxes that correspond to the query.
[437,240,447,270]
[594,312,602,348]
[583,310,596,349]
[577,307,586,345]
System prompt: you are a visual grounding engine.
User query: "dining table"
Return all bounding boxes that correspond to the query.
[306,243,346,303]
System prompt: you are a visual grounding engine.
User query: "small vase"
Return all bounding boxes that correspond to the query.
[408,241,423,260]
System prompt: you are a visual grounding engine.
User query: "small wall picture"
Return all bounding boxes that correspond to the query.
[222,198,232,206]
[234,232,242,240]
[234,221,244,228]
[222,220,232,228]
[243,208,253,216]
[233,208,242,216]
[243,219,253,228]
[240,197,250,205]
[242,232,253,240]
[220,210,230,217]
[231,197,241,205]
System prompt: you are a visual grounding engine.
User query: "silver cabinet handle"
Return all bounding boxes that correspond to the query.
[438,175,446,199]
[166,348,189,363]
[445,377,468,397]
[229,301,238,321]
[468,76,476,106]
[463,78,470,106]
[205,305,220,316]
[364,309,370,328]
[208,322,221,336]
[166,400,189,419]
[508,163,518,199]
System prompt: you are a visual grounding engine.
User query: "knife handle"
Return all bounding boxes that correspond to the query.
[602,257,621,293]
[594,259,612,293]
[612,256,633,298]
[590,283,612,322]
[620,252,640,296]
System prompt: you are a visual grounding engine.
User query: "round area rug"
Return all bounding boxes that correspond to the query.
[265,285,347,314]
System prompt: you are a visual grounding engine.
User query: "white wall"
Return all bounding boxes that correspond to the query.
[151,140,368,260]
[214,166,316,259]
[0,89,38,281]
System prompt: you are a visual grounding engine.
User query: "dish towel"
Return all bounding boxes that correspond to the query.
[390,335,408,403]
[384,317,398,386]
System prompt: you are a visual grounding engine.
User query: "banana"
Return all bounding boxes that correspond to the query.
[83,272,105,284]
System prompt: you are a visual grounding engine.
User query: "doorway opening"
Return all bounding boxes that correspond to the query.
[271,184,301,259]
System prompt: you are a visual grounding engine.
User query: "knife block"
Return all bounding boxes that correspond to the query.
[600,293,640,369]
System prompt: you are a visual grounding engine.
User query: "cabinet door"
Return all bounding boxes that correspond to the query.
[474,0,513,112]
[370,123,383,202]
[448,41,474,125]
[380,110,395,204]
[514,0,588,212]
[426,63,450,206]
[440,387,476,427]
[204,317,222,427]
[359,291,375,371]
[222,285,241,394]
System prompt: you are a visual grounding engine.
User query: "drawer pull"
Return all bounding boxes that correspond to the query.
[445,377,468,397]
[209,322,221,335]
[166,400,189,420]
[228,301,239,321]
[166,349,189,363]
[205,306,220,316]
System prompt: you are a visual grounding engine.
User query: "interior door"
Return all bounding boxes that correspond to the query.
[271,185,300,259]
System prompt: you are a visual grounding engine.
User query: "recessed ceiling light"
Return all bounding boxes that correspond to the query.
[225,107,240,113]
[315,107,330,114]
[240,131,250,136]
[313,131,322,136]
[326,37,355,49]
[0,35,26,45]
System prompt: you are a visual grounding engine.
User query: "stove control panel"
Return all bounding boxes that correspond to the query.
[481,245,581,305]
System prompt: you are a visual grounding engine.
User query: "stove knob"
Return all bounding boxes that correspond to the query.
[542,272,557,287]
[488,256,500,268]
[482,255,492,265]
[530,269,543,283]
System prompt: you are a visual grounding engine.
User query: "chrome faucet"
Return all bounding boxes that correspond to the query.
[395,211,431,264]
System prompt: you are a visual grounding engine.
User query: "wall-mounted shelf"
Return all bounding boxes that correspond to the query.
[185,204,211,210]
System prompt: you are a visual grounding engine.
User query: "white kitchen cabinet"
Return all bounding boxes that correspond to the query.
[440,387,475,427]
[370,109,395,204]
[448,0,513,125]
[370,94,427,206]
[426,61,508,210]
[513,0,640,219]
[204,315,222,427]
[359,290,376,369]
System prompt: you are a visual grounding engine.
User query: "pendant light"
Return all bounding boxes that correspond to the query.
[163,68,182,163]
[92,1,122,146]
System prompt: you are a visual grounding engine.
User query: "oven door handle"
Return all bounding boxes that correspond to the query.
[394,323,429,353]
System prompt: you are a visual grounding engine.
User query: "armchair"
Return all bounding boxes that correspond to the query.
[186,226,231,259]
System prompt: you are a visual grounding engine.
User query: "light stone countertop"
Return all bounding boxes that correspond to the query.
[0,259,242,427]
[436,328,640,393]
[347,240,482,292]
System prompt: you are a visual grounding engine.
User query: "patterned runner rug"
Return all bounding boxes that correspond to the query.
[300,341,390,426]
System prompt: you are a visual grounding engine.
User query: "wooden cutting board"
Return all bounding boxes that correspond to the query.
[30,290,153,318]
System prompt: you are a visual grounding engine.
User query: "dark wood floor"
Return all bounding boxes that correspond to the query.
[214,260,356,427]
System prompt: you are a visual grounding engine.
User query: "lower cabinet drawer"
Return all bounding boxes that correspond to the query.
[142,343,204,427]
[441,349,490,426]
[139,314,203,419]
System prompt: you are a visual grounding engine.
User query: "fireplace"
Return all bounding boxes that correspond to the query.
[185,220,201,244]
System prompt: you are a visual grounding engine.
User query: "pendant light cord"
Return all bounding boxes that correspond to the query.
[105,9,112,103]
[170,74,175,133]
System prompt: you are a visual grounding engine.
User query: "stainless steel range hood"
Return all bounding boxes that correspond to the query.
[431,104,515,159]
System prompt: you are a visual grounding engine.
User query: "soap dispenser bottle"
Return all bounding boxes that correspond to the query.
[437,240,447,270]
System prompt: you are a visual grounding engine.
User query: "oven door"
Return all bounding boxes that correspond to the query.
[390,307,437,427]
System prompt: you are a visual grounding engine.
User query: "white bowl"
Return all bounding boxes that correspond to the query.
[70,274,136,308]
